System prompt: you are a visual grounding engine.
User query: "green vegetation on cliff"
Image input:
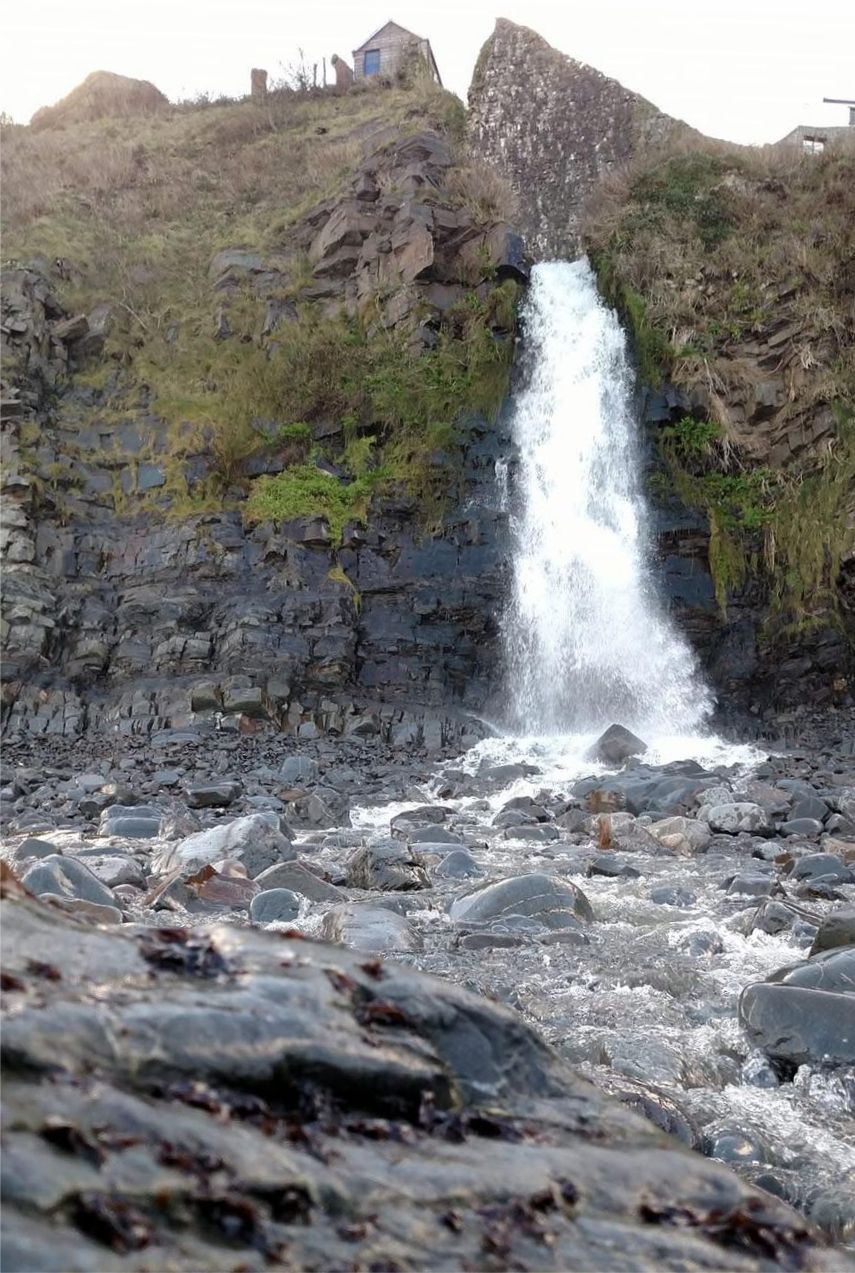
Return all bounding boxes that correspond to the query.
[2,72,518,534]
[586,143,855,630]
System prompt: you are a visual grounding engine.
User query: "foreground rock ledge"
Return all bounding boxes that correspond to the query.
[0,898,844,1272]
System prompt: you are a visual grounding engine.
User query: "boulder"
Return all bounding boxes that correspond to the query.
[253,860,342,902]
[450,873,593,930]
[739,951,855,1070]
[279,755,319,786]
[700,803,770,835]
[768,947,855,994]
[73,853,146,889]
[153,813,295,878]
[320,903,423,953]
[408,824,462,845]
[345,841,430,891]
[21,855,116,909]
[99,804,162,838]
[789,853,853,885]
[592,813,663,854]
[0,896,845,1270]
[433,849,483,880]
[586,723,647,766]
[810,908,855,956]
[250,888,301,925]
[184,782,242,808]
[647,815,711,855]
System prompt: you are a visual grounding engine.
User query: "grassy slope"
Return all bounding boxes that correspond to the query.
[584,141,855,632]
[2,77,516,531]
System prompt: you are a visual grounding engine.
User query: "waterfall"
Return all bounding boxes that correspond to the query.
[502,259,712,737]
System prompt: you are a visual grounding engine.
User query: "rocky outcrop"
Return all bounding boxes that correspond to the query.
[30,70,169,130]
[1,894,843,1272]
[0,123,520,743]
[468,20,690,257]
[640,385,855,714]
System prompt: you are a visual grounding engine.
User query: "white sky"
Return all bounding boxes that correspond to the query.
[1,0,853,143]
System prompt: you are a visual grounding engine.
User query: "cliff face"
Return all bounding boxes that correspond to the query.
[468,19,690,258]
[585,146,855,711]
[1,79,521,745]
[468,21,854,712]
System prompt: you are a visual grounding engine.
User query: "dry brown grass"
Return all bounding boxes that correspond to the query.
[583,135,855,456]
[446,160,519,225]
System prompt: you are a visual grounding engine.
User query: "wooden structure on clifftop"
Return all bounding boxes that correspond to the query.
[351,20,441,85]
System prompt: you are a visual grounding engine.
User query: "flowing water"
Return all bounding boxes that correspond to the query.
[343,259,854,1237]
[502,259,711,738]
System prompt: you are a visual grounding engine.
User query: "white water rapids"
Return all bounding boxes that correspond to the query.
[502,259,712,739]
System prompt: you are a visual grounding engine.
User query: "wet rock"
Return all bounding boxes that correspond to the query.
[503,822,560,843]
[250,888,301,925]
[770,948,855,994]
[650,885,696,907]
[0,892,847,1271]
[704,1125,771,1166]
[789,853,853,885]
[727,872,777,901]
[701,803,771,835]
[345,841,430,891]
[21,855,116,909]
[586,723,647,766]
[390,805,453,834]
[808,1186,855,1244]
[433,849,483,880]
[450,872,594,930]
[408,824,462,844]
[597,813,664,854]
[605,1038,685,1086]
[11,837,58,861]
[752,899,805,937]
[648,815,711,855]
[810,908,855,956]
[185,781,242,808]
[279,755,319,785]
[587,854,640,879]
[73,854,147,889]
[320,902,422,953]
[253,860,342,902]
[780,818,825,838]
[740,959,855,1070]
[153,813,295,879]
[677,929,725,957]
[595,1074,700,1148]
[98,805,162,838]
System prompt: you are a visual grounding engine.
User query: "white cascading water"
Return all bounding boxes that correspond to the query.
[502,259,712,738]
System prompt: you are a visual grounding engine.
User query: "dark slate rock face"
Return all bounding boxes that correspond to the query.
[0,896,842,1273]
[0,131,517,747]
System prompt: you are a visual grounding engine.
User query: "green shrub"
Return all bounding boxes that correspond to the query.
[243,464,385,540]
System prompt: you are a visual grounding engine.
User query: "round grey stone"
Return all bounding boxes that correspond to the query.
[250,889,301,925]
